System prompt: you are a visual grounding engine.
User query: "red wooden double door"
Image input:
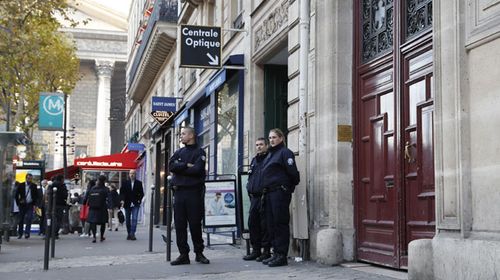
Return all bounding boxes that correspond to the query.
[353,0,435,268]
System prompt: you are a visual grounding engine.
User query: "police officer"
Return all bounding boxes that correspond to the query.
[243,137,271,261]
[168,127,210,265]
[261,128,300,267]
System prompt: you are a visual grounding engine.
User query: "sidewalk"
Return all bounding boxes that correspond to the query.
[0,226,407,280]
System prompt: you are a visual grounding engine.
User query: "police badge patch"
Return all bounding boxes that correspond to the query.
[287,158,294,165]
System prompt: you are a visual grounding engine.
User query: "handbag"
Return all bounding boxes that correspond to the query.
[79,203,89,221]
[117,209,125,224]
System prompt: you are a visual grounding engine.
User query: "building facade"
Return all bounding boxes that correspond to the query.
[124,0,500,279]
[35,0,129,171]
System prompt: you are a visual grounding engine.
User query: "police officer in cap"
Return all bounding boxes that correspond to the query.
[243,137,271,261]
[261,128,300,267]
[169,127,209,265]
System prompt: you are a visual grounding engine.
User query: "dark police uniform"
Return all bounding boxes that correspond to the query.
[261,142,300,266]
[245,152,270,259]
[169,144,206,257]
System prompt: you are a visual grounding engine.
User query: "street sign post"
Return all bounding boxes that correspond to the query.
[180,24,221,68]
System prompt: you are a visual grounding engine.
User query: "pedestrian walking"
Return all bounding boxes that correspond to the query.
[243,137,271,261]
[261,128,300,267]
[107,184,121,231]
[52,175,68,239]
[168,127,209,265]
[87,175,109,243]
[80,179,96,237]
[120,169,144,240]
[37,179,48,236]
[14,173,39,239]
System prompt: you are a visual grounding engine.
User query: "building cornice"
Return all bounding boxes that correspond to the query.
[69,0,128,30]
[127,22,177,103]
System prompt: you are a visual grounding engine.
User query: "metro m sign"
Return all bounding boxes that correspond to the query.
[180,25,221,68]
[39,92,64,131]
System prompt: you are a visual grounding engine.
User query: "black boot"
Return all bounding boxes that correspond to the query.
[195,252,210,264]
[268,254,288,267]
[171,254,190,265]
[243,250,261,261]
[256,248,271,262]
[262,253,277,265]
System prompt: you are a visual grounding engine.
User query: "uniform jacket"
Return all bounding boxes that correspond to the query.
[246,152,267,194]
[120,179,144,209]
[261,142,300,192]
[14,181,38,206]
[87,184,109,224]
[169,144,206,188]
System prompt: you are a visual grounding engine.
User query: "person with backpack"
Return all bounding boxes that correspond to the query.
[87,175,109,243]
[260,128,300,267]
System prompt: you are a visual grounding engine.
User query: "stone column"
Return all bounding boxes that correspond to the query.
[312,0,354,265]
[95,60,114,156]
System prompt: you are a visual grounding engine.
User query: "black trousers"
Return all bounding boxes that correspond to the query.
[90,223,106,238]
[248,195,270,251]
[173,188,204,255]
[265,190,292,256]
[17,203,33,236]
[54,206,65,236]
[39,206,46,234]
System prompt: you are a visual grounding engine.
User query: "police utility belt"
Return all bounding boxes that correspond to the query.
[263,185,289,194]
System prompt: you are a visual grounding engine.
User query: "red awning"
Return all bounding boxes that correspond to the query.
[44,165,80,180]
[74,151,138,170]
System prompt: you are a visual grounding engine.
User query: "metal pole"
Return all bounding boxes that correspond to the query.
[166,176,172,261]
[148,185,154,252]
[43,187,52,270]
[51,187,57,258]
[62,93,68,179]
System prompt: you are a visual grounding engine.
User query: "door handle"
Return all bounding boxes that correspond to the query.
[404,141,416,163]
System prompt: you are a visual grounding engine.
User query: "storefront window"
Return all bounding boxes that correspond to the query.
[216,75,238,175]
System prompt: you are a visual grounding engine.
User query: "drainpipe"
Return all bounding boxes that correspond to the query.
[298,0,310,260]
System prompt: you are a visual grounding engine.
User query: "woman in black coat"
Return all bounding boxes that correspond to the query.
[87,175,109,243]
[261,128,300,267]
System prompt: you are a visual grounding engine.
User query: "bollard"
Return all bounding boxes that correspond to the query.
[148,185,154,252]
[43,187,52,270]
[51,187,57,258]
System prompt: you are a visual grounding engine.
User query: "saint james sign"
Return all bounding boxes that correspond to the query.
[180,24,222,68]
[150,96,177,126]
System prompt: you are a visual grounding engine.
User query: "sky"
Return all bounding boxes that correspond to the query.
[90,0,133,18]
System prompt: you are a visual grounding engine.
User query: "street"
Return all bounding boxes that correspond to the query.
[0,226,406,280]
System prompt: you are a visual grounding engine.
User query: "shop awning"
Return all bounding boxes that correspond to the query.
[74,151,139,170]
[44,165,80,180]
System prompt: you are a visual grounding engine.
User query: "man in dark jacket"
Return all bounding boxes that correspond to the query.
[120,169,144,240]
[14,173,38,239]
[168,127,209,265]
[243,137,271,261]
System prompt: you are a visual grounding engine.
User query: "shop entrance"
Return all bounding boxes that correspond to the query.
[353,0,435,268]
